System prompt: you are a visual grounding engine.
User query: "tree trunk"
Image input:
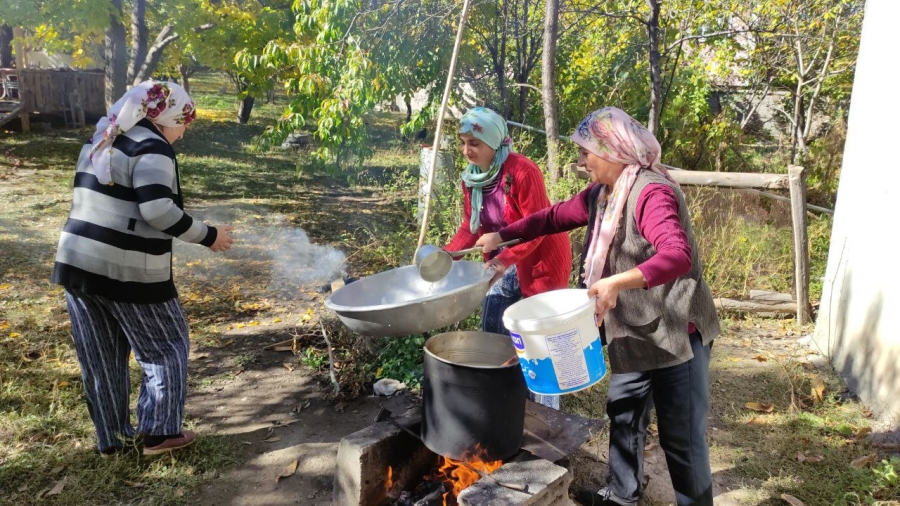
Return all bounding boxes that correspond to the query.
[238,95,255,124]
[405,95,412,123]
[178,64,192,95]
[105,0,128,108]
[541,0,560,183]
[132,26,178,85]
[127,0,148,84]
[646,0,662,135]
[0,25,13,69]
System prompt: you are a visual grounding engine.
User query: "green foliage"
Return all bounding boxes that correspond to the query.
[235,0,452,168]
[373,335,426,390]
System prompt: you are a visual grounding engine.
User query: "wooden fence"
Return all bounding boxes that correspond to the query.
[19,69,105,119]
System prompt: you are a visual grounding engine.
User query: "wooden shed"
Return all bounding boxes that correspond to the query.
[19,68,106,120]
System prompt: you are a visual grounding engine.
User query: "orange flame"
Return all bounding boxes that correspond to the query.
[435,445,502,505]
[386,465,393,493]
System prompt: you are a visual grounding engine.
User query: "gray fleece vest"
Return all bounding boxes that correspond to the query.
[600,171,720,373]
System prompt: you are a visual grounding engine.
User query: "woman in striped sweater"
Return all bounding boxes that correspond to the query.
[52,81,234,456]
[445,107,571,409]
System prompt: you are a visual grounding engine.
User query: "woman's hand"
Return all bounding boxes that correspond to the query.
[210,225,234,252]
[486,258,507,285]
[587,277,621,326]
[475,232,503,253]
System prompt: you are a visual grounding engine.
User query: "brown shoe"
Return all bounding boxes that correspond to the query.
[142,430,197,455]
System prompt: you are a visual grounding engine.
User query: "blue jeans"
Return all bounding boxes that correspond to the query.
[481,266,561,410]
[604,331,713,506]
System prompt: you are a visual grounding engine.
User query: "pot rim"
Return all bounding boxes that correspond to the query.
[423,331,520,370]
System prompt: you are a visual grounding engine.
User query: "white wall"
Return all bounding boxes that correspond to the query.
[814,0,900,426]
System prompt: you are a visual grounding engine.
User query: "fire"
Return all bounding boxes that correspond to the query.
[435,445,502,505]
[386,465,393,492]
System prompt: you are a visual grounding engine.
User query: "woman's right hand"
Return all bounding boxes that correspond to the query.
[210,225,234,252]
[475,232,503,253]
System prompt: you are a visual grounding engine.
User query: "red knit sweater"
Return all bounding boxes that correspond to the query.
[446,153,571,297]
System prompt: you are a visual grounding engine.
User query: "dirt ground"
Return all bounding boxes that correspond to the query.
[181,312,831,506]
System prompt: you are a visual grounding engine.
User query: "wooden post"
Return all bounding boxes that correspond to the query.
[788,165,811,324]
[415,0,472,254]
[12,27,29,132]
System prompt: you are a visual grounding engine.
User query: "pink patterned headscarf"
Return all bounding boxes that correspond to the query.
[89,80,196,185]
[571,107,676,287]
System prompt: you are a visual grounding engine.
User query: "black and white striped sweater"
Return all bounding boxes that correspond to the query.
[52,118,216,303]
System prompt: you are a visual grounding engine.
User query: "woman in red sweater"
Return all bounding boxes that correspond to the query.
[445,107,571,408]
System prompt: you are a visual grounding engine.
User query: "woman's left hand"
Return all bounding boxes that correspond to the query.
[587,277,621,324]
[486,258,507,285]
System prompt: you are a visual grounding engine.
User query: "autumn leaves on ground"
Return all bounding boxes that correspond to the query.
[1,75,898,505]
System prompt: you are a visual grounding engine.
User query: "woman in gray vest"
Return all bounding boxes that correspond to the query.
[52,81,234,456]
[476,107,719,506]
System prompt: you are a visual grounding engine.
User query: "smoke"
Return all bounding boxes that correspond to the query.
[173,209,346,299]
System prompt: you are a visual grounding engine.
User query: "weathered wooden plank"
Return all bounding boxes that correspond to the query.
[569,163,788,190]
[788,165,812,324]
[714,297,797,314]
[749,290,794,303]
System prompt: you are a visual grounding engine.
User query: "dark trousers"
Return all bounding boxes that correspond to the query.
[606,331,713,506]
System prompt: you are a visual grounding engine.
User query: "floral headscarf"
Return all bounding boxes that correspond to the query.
[459,107,513,233]
[571,107,676,287]
[89,80,196,185]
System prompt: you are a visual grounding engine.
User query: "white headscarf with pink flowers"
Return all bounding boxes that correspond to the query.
[89,80,196,185]
[571,107,676,287]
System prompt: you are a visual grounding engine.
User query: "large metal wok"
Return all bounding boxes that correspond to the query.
[324,260,492,337]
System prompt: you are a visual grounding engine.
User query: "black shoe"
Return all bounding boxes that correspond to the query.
[573,488,635,506]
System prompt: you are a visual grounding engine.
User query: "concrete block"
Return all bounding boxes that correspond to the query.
[457,459,574,506]
[333,420,435,506]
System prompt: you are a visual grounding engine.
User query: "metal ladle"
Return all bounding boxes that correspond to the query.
[414,239,522,282]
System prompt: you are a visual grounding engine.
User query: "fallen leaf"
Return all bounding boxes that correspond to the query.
[850,454,877,469]
[747,416,768,425]
[0,283,12,290]
[192,353,209,360]
[50,465,64,474]
[124,481,146,488]
[272,318,282,323]
[797,452,824,463]
[232,367,244,376]
[17,484,27,492]
[745,402,775,413]
[46,477,66,496]
[10,332,20,338]
[57,381,70,388]
[221,338,236,347]
[275,460,299,483]
[801,362,816,371]
[781,493,805,506]
[263,437,281,443]
[647,423,658,436]
[811,378,825,402]
[175,488,184,497]
[727,356,741,362]
[0,321,9,329]
[753,355,768,362]
[283,362,295,372]
[856,427,872,438]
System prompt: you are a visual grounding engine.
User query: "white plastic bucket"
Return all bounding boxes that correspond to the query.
[502,288,606,395]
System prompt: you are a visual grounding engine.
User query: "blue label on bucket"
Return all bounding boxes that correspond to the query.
[509,332,526,353]
[519,336,606,395]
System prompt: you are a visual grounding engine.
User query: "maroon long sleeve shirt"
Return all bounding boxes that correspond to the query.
[499,183,693,290]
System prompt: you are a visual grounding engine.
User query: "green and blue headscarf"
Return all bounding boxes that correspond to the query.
[459,107,512,233]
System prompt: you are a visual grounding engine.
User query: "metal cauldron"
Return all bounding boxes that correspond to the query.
[324,261,492,337]
[421,331,527,461]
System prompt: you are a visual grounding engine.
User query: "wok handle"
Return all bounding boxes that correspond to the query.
[447,238,522,257]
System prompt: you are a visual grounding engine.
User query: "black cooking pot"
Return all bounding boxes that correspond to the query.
[421,331,527,461]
